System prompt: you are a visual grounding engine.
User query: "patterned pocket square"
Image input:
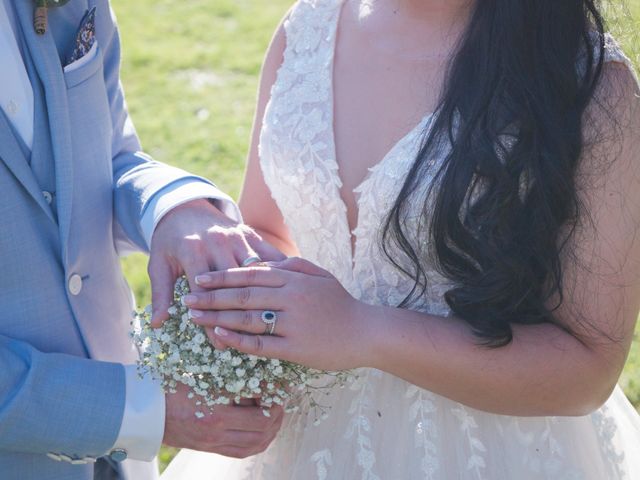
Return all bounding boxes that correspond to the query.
[65,7,97,67]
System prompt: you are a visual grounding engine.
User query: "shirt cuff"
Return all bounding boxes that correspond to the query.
[140,179,243,248]
[112,365,166,462]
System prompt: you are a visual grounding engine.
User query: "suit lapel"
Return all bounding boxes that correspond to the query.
[0,111,55,222]
[14,0,74,259]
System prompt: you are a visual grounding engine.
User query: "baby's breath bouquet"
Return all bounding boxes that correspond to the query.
[132,277,351,420]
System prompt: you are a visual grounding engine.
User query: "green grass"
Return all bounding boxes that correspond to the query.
[113,0,293,470]
[111,0,640,472]
[115,0,292,313]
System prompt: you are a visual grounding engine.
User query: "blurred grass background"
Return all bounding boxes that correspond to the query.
[111,0,640,471]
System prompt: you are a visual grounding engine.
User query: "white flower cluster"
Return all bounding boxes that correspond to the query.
[132,277,352,419]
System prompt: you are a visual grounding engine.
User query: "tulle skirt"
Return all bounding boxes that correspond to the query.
[161,369,640,480]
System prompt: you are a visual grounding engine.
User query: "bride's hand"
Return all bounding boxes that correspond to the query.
[183,258,373,371]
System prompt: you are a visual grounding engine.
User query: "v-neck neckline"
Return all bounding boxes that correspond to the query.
[327,0,434,267]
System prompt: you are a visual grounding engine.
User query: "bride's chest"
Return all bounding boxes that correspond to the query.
[260,98,446,310]
[257,0,450,311]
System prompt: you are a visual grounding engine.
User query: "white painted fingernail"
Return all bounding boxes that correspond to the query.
[189,309,203,319]
[195,275,211,285]
[214,326,229,337]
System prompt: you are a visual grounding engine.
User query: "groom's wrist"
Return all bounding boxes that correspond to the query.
[109,365,166,462]
[141,179,243,249]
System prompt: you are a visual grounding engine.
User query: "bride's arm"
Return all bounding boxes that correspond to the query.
[238,17,299,257]
[364,64,640,416]
[368,64,640,416]
[189,63,640,417]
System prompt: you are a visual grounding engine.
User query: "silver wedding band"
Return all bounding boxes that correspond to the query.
[261,310,278,335]
[241,255,262,267]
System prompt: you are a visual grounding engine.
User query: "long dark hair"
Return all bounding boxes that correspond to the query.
[382,0,607,346]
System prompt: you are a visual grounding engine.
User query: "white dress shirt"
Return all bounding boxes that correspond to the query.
[0,0,241,462]
[0,0,34,149]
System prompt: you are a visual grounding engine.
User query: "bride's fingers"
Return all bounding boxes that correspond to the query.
[204,326,232,350]
[195,267,288,290]
[184,286,284,311]
[191,309,285,336]
[211,326,285,359]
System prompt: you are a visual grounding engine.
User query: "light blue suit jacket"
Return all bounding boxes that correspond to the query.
[0,1,215,478]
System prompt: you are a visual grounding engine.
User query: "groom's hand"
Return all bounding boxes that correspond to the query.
[163,384,284,457]
[148,199,285,327]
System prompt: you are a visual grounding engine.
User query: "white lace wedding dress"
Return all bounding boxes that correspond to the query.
[162,1,640,478]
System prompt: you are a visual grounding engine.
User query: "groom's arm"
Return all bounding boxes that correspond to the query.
[0,336,284,462]
[97,2,286,318]
[0,336,127,460]
[90,3,235,462]
[93,1,285,461]
[95,3,239,255]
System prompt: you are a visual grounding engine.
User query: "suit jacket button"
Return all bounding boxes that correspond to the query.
[68,274,83,295]
[109,449,127,463]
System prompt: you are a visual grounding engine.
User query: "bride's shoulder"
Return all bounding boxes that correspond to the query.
[584,32,638,116]
[577,31,639,127]
[578,32,640,217]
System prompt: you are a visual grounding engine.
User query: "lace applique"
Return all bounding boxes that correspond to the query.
[351,114,453,314]
[591,406,627,479]
[536,419,576,479]
[345,372,380,480]
[451,406,487,479]
[311,449,333,480]
[504,416,588,479]
[406,385,440,478]
[578,32,639,84]
[259,0,353,288]
[602,33,636,73]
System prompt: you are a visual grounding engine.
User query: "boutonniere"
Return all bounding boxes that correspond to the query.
[33,0,72,35]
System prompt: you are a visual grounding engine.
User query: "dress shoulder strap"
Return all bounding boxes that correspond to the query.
[577,32,639,86]
[602,33,636,71]
[283,0,343,54]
